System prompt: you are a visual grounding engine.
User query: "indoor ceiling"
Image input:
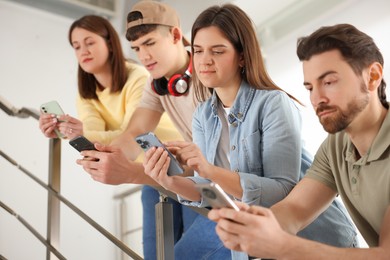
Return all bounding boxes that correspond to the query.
[7,0,357,49]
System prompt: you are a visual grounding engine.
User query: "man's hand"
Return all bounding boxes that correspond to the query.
[76,143,154,185]
[208,204,289,258]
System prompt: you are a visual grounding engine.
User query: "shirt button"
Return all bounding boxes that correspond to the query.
[231,122,238,127]
[234,169,239,172]
[231,145,236,150]
[351,177,357,184]
[353,165,360,170]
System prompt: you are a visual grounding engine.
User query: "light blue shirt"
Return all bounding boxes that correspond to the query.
[179,81,357,259]
[181,81,311,207]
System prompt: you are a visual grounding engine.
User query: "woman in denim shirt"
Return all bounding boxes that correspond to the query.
[143,4,357,259]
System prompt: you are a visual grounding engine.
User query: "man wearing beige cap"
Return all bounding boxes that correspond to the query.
[76,1,230,259]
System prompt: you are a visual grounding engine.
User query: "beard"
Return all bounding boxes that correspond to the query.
[316,81,369,134]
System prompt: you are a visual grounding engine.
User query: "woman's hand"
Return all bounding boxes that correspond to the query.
[166,141,214,179]
[39,113,60,138]
[143,146,175,189]
[57,114,83,139]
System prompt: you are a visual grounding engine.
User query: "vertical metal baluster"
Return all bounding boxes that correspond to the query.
[156,193,174,260]
[46,138,61,260]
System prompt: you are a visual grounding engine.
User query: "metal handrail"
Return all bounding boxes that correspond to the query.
[113,185,209,217]
[0,149,143,260]
[113,185,143,200]
[0,96,39,119]
[113,184,209,260]
[0,201,66,260]
[1,96,209,260]
[0,96,142,259]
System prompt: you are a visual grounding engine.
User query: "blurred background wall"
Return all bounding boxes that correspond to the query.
[1,0,389,259]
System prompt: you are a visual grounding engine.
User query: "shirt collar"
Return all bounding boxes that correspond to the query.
[345,104,390,163]
[367,106,390,161]
[210,81,255,124]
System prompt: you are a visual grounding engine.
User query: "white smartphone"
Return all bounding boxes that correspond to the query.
[135,132,184,176]
[195,182,240,211]
[40,100,65,138]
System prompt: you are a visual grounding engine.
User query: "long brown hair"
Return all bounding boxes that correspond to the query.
[68,15,127,99]
[297,23,388,109]
[191,4,301,104]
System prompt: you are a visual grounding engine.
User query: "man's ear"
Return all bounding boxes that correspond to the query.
[368,62,383,91]
[171,27,182,44]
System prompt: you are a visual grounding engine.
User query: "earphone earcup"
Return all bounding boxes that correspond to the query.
[168,74,189,96]
[152,52,192,96]
[151,78,169,95]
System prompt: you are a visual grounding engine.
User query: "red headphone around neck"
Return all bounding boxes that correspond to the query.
[151,54,192,96]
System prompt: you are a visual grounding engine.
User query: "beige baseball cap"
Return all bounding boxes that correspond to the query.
[127,1,190,46]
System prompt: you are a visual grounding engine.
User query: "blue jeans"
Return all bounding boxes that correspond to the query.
[142,185,198,260]
[174,213,231,259]
[142,185,231,260]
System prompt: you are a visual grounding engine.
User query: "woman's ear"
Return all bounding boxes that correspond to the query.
[239,53,245,68]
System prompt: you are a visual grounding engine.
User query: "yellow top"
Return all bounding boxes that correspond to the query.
[76,62,182,161]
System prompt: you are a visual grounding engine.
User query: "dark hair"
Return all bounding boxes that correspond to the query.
[297,23,387,109]
[68,15,127,99]
[191,4,300,104]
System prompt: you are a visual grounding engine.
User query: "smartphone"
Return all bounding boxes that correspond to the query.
[135,132,184,176]
[195,182,240,211]
[69,135,97,152]
[40,100,65,138]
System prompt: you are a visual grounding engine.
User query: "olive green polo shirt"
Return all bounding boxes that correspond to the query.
[305,109,390,247]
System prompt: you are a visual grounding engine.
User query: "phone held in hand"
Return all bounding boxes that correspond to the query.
[135,132,184,176]
[195,182,240,211]
[69,135,97,152]
[40,100,65,139]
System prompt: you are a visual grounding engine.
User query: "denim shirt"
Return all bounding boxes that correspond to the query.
[179,81,357,260]
[180,81,311,207]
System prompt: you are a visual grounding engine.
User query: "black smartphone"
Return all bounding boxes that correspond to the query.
[135,132,184,176]
[195,182,240,211]
[69,135,97,152]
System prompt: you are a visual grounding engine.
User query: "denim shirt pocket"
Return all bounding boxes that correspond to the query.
[242,130,263,172]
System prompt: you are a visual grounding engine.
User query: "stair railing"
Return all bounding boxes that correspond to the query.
[0,96,141,259]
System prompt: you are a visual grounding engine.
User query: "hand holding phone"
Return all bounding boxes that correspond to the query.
[69,135,97,152]
[40,100,65,139]
[195,182,240,211]
[135,132,184,176]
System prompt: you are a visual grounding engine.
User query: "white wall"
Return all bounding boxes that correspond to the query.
[262,0,390,154]
[1,0,390,259]
[0,1,143,259]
